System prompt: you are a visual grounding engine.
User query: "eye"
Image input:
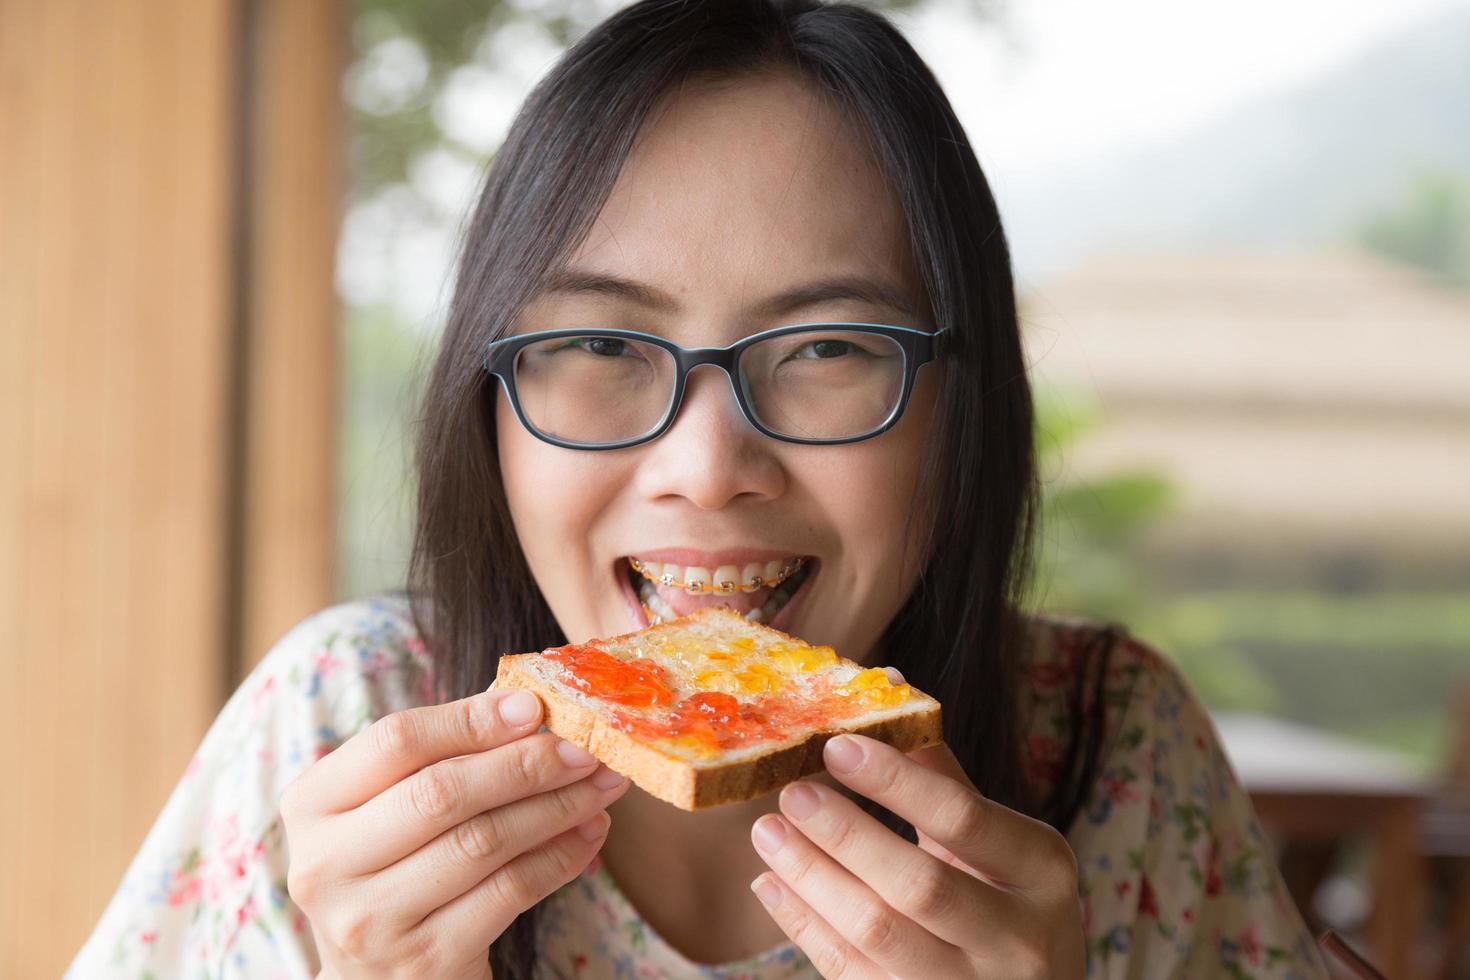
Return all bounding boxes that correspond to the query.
[563,337,629,357]
[793,339,858,359]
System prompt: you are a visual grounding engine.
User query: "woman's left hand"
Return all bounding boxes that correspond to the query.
[749,731,1085,980]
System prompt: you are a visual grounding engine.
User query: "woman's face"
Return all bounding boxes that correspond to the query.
[497,71,941,663]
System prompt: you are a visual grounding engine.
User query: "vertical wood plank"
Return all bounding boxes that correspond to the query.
[0,0,41,965]
[0,0,236,973]
[1367,803,1429,980]
[238,0,345,673]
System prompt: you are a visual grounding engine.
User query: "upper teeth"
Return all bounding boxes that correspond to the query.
[629,557,805,595]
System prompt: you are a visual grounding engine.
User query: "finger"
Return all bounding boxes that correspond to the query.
[876,665,972,871]
[906,739,978,792]
[822,734,1077,897]
[331,732,604,875]
[287,688,544,815]
[777,778,1013,951]
[751,813,970,977]
[748,872,889,980]
[901,741,989,871]
[367,763,630,919]
[881,666,971,869]
[420,812,612,957]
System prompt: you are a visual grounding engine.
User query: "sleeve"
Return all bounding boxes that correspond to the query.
[65,595,434,980]
[1065,632,1332,980]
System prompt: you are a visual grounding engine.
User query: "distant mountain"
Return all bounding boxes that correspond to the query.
[1000,7,1470,281]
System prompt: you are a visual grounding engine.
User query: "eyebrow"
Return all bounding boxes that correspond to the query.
[536,266,921,320]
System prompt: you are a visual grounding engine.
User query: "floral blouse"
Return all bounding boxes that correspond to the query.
[66,591,1329,979]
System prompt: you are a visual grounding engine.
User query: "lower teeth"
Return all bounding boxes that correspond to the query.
[637,578,679,623]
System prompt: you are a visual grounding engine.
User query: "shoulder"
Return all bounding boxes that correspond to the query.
[241,590,439,756]
[1022,609,1172,686]
[1020,613,1328,975]
[64,592,440,978]
[265,588,428,675]
[1018,610,1181,800]
[168,590,439,806]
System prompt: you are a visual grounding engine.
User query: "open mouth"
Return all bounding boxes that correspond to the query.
[619,555,817,628]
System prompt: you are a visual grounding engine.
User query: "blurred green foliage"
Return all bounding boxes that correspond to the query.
[1032,382,1467,768]
[1032,387,1275,717]
[1032,386,1175,621]
[1357,170,1470,287]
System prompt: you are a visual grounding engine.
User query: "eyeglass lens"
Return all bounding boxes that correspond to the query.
[511,328,906,445]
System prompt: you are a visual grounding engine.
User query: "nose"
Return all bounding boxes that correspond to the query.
[632,363,787,510]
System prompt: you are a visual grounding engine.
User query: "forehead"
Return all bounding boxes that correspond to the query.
[556,70,920,319]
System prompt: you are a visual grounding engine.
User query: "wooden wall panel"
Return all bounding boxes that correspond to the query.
[239,0,343,674]
[0,0,236,975]
[0,0,343,972]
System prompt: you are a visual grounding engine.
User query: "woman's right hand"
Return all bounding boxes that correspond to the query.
[280,685,630,979]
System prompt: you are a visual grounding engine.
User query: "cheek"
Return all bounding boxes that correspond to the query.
[495,390,602,573]
[496,392,541,529]
[804,368,941,613]
[841,369,939,553]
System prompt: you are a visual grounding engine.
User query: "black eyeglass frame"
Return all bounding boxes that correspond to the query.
[484,321,950,450]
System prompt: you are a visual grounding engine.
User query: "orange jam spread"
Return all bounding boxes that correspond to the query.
[764,641,839,673]
[834,667,913,709]
[543,643,674,707]
[544,633,912,758]
[694,660,783,694]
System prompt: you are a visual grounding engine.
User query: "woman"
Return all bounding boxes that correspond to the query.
[69,1,1329,977]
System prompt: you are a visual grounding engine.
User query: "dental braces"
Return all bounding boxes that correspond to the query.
[628,556,806,596]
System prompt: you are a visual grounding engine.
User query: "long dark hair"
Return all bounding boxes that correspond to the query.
[407,1,1110,974]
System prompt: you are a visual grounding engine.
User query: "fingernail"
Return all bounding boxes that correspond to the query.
[781,782,820,821]
[751,875,782,909]
[498,690,540,726]
[576,812,608,841]
[825,735,865,774]
[591,765,627,790]
[556,739,597,767]
[752,815,787,854]
[884,666,906,685]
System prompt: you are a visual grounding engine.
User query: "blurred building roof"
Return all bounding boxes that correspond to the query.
[1020,249,1470,560]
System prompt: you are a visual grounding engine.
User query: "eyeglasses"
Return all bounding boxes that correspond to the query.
[484,322,949,450]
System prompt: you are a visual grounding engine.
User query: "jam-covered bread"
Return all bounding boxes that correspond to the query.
[493,607,943,810]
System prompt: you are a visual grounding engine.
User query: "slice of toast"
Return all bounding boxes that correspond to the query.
[494,607,942,810]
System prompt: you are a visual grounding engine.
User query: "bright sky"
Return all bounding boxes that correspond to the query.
[899,0,1470,181]
[338,0,1470,325]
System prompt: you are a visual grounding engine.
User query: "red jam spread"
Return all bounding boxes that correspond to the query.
[543,637,913,758]
[612,691,776,753]
[543,643,674,707]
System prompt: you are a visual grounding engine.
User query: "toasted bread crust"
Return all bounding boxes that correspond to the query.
[495,653,943,810]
